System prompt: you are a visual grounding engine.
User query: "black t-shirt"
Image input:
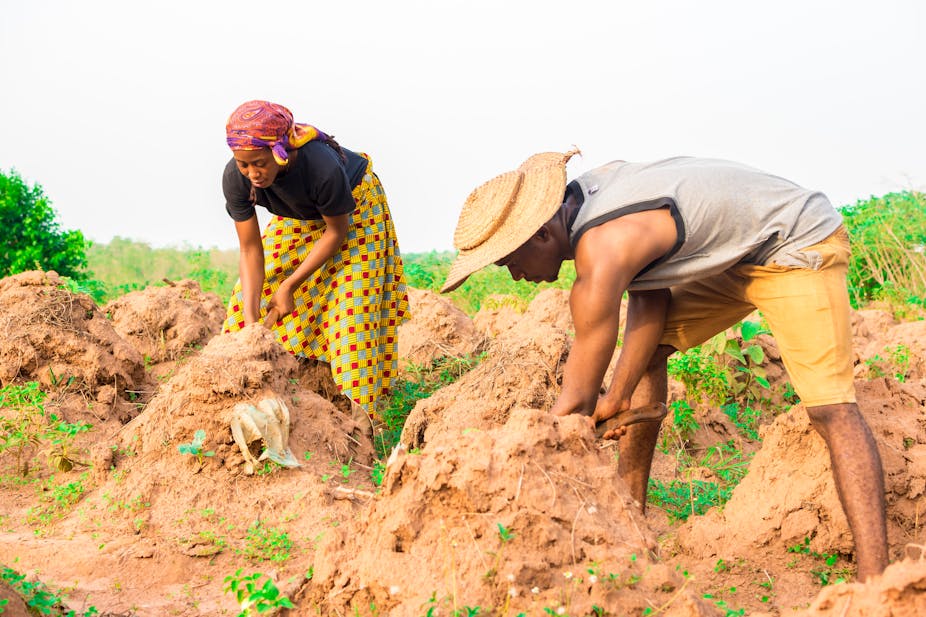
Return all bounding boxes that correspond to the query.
[223,141,368,222]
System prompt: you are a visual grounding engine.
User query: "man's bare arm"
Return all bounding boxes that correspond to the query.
[550,209,677,417]
[593,288,670,424]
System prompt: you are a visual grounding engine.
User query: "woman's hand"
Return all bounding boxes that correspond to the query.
[268,282,296,318]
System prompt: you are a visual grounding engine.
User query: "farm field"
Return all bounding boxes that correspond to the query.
[1,192,925,616]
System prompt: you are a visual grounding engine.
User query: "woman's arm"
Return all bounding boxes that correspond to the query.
[267,212,350,318]
[234,216,266,325]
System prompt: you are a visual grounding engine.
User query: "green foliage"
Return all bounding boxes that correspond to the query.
[26,472,89,526]
[648,441,752,521]
[867,344,912,382]
[241,520,292,562]
[86,237,238,302]
[787,537,852,585]
[0,169,88,279]
[703,320,772,403]
[402,250,575,314]
[667,346,729,405]
[840,191,926,308]
[658,399,701,453]
[1,565,98,616]
[0,382,91,475]
[223,569,294,617]
[375,353,483,458]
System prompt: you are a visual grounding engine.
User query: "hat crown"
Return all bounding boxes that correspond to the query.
[453,170,523,251]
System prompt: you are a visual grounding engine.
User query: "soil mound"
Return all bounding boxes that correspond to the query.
[0,270,144,417]
[103,278,225,365]
[397,288,483,369]
[472,289,585,339]
[473,294,524,338]
[82,325,374,551]
[798,558,926,616]
[305,408,717,616]
[677,377,926,562]
[400,318,570,449]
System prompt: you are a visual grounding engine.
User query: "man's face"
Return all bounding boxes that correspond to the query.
[495,228,563,283]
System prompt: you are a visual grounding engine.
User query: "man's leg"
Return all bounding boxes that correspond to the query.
[618,344,675,511]
[745,227,888,579]
[805,402,888,580]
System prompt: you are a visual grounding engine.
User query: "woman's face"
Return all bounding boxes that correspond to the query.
[233,149,283,188]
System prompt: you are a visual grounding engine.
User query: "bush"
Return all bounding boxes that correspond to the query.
[840,191,926,307]
[0,169,88,279]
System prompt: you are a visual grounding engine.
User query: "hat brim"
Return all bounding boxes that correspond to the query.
[441,151,577,293]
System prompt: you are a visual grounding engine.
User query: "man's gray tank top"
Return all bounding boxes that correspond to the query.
[567,157,844,291]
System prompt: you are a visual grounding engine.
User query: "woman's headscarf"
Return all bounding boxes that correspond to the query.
[226,100,331,166]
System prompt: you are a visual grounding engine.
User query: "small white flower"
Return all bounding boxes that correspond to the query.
[589,574,598,584]
[506,573,515,582]
[563,571,573,580]
[557,607,566,615]
[531,586,540,594]
[508,587,517,598]
[388,585,401,595]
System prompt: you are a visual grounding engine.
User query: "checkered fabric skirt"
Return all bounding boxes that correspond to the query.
[223,158,410,414]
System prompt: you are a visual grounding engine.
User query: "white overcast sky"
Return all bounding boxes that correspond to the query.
[1,0,924,254]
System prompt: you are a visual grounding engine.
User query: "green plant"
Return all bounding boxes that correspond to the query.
[667,346,730,405]
[0,169,89,279]
[0,382,91,475]
[371,460,386,486]
[658,399,701,454]
[1,565,98,616]
[223,569,294,617]
[177,429,215,464]
[240,520,292,562]
[704,320,771,403]
[485,523,516,580]
[786,537,852,585]
[840,191,926,308]
[374,353,484,459]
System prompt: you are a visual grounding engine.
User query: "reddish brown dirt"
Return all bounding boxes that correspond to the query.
[1,276,925,616]
[103,278,226,368]
[397,288,485,371]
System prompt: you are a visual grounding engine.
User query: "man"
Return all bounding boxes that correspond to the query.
[441,151,888,580]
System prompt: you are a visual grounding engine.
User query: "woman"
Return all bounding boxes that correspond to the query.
[222,100,409,417]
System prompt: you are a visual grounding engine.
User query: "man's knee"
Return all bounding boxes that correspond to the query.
[805,402,863,438]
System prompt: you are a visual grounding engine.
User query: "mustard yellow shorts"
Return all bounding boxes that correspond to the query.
[660,226,854,407]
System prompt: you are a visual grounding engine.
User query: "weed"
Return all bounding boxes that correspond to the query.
[26,472,89,526]
[240,520,292,562]
[658,400,700,454]
[1,565,98,616]
[371,460,386,486]
[374,353,484,459]
[340,457,354,481]
[667,347,729,405]
[0,381,91,475]
[786,537,852,585]
[223,569,294,617]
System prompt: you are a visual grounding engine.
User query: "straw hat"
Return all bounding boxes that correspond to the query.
[441,149,580,293]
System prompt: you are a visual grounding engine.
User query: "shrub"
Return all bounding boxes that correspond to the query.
[0,169,88,279]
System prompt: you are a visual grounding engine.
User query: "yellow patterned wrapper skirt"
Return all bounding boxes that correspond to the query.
[223,156,410,414]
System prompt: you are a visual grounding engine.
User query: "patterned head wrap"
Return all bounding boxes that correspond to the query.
[226,100,331,166]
